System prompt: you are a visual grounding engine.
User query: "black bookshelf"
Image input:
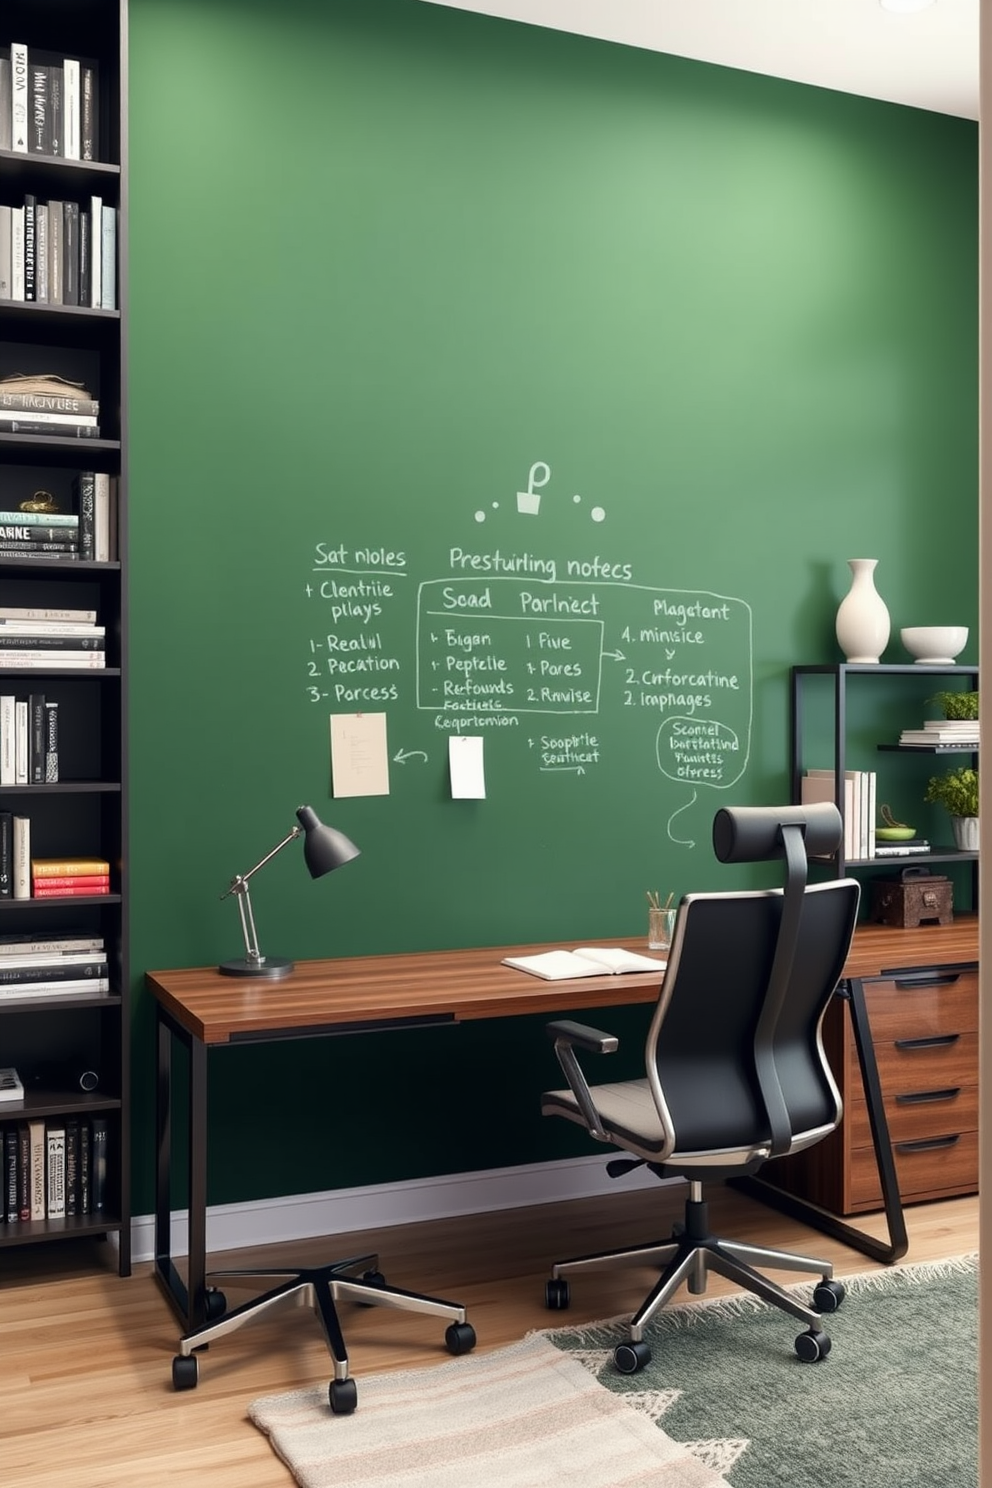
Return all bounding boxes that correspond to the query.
[0,0,128,1273]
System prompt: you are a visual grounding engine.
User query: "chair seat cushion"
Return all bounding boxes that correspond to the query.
[542,1078,666,1153]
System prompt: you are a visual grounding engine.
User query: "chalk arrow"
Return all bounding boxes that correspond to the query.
[393,749,429,765]
[667,791,697,847]
[602,649,626,662]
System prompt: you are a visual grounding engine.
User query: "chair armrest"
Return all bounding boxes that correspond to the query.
[545,1020,618,1142]
[545,1019,619,1054]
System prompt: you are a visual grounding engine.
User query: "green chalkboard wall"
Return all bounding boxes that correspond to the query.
[127,0,978,1214]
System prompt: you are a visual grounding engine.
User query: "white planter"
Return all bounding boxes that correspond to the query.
[951,816,979,851]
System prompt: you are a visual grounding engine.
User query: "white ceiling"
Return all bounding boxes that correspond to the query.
[421,0,979,120]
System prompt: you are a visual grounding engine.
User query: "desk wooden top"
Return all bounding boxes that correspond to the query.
[146,915,978,1047]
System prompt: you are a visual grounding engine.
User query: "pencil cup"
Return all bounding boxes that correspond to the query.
[648,907,676,951]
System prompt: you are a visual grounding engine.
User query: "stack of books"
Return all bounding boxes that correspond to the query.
[0,612,106,668]
[0,375,101,440]
[31,857,111,900]
[898,719,980,749]
[3,1112,109,1223]
[0,931,108,996]
[0,44,100,161]
[0,693,58,783]
[0,195,116,311]
[800,768,876,861]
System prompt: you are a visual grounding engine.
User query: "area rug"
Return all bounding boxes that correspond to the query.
[249,1254,977,1488]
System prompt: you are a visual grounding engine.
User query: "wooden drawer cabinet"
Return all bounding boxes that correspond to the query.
[770,917,979,1216]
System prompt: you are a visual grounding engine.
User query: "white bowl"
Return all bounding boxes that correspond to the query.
[900,626,969,664]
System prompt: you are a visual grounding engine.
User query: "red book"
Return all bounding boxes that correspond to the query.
[30,874,110,890]
[32,883,111,898]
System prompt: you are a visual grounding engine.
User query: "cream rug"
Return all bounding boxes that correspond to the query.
[248,1332,729,1487]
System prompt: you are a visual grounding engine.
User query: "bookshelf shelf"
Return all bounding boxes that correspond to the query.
[0,1,129,1266]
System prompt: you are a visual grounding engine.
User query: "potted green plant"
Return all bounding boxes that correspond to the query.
[924,765,979,850]
[929,690,979,721]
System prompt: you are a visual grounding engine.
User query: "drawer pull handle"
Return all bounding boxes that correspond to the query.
[893,1034,960,1051]
[891,974,959,991]
[895,1134,961,1154]
[894,1088,962,1106]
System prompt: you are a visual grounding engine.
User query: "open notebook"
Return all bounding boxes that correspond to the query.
[501,947,666,981]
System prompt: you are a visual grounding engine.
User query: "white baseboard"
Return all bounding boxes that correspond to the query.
[130,1153,668,1264]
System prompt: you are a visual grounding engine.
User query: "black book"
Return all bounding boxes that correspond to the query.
[81,65,98,162]
[0,634,102,650]
[63,202,79,306]
[17,1122,30,1220]
[30,64,49,154]
[90,1115,107,1213]
[0,961,108,986]
[78,209,91,309]
[74,472,96,560]
[49,65,63,158]
[0,813,11,898]
[64,1116,80,1216]
[29,693,45,783]
[79,1119,91,1213]
[0,422,96,439]
[0,524,84,545]
[44,701,59,783]
[0,542,81,556]
[4,1125,17,1222]
[23,196,36,302]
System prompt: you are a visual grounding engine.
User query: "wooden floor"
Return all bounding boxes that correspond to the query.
[0,1185,978,1487]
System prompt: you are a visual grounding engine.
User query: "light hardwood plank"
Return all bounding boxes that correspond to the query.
[0,1186,978,1487]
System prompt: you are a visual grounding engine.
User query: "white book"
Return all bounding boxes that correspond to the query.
[0,1066,23,1102]
[0,936,104,956]
[14,699,27,784]
[94,472,111,561]
[35,204,48,303]
[0,606,96,623]
[864,770,876,861]
[0,978,110,998]
[29,1118,46,1219]
[801,770,857,860]
[0,410,98,427]
[0,204,11,300]
[501,947,667,981]
[0,695,14,785]
[46,1124,66,1218]
[10,43,28,154]
[0,623,104,637]
[63,58,80,160]
[100,205,117,310]
[89,195,102,307]
[10,205,24,300]
[0,654,106,669]
[12,816,30,899]
[0,950,107,969]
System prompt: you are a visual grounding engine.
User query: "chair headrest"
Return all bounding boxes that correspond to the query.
[712,802,843,865]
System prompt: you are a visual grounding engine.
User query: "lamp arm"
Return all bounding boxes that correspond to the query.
[219,825,302,902]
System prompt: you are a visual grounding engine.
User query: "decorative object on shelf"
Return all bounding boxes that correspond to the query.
[876,805,916,842]
[924,764,978,851]
[835,558,890,663]
[870,869,953,928]
[900,626,969,665]
[219,805,360,979]
[929,689,979,721]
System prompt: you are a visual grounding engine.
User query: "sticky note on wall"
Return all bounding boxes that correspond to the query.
[449,736,485,799]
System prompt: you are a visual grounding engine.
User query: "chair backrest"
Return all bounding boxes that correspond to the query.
[643,804,860,1169]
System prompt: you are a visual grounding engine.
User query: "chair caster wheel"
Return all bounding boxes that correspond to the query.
[614,1340,652,1374]
[329,1377,358,1414]
[204,1286,227,1320]
[545,1278,571,1310]
[445,1321,477,1355]
[795,1328,831,1361]
[172,1354,199,1391]
[813,1279,845,1314]
[357,1269,387,1305]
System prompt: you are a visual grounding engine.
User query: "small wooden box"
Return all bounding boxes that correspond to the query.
[870,874,953,928]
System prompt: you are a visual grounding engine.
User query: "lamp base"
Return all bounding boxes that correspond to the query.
[218,955,294,979]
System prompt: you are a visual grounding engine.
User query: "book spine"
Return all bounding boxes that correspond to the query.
[100,206,117,311]
[0,634,103,649]
[29,692,45,783]
[89,195,102,308]
[79,1120,91,1213]
[0,409,98,429]
[0,54,11,152]
[64,1116,80,1215]
[5,1126,17,1222]
[78,208,90,309]
[63,201,79,305]
[0,620,100,633]
[0,813,11,898]
[63,59,80,161]
[48,65,63,158]
[48,198,63,305]
[14,702,27,784]
[74,471,96,559]
[90,1116,107,1212]
[0,525,88,545]
[32,884,111,899]
[44,701,58,782]
[0,697,13,785]
[94,473,111,562]
[0,656,106,670]
[0,393,99,417]
[35,204,49,303]
[46,1122,66,1218]
[11,43,28,154]
[81,66,97,161]
[0,948,107,966]
[29,1118,46,1219]
[0,960,108,984]
[17,1122,30,1221]
[12,817,29,899]
[0,204,11,299]
[30,63,48,154]
[32,876,109,891]
[0,977,110,997]
[0,544,81,557]
[0,936,104,954]
[32,859,109,877]
[11,207,24,301]
[0,606,96,622]
[22,195,36,302]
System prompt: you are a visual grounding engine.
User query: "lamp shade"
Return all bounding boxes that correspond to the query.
[297,805,361,879]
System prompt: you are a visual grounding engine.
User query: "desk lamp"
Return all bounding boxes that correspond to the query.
[219,805,360,978]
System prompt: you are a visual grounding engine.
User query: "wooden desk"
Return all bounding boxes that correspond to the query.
[147,918,978,1332]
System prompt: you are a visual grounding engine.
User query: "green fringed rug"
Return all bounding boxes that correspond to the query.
[545,1253,978,1488]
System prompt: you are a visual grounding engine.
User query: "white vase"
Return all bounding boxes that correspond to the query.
[835,558,891,664]
[952,815,979,851]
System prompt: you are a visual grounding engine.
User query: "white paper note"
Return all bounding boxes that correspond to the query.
[329,712,389,797]
[449,735,486,799]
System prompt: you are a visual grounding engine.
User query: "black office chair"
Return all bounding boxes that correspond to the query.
[541,802,860,1372]
[172,1251,476,1414]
